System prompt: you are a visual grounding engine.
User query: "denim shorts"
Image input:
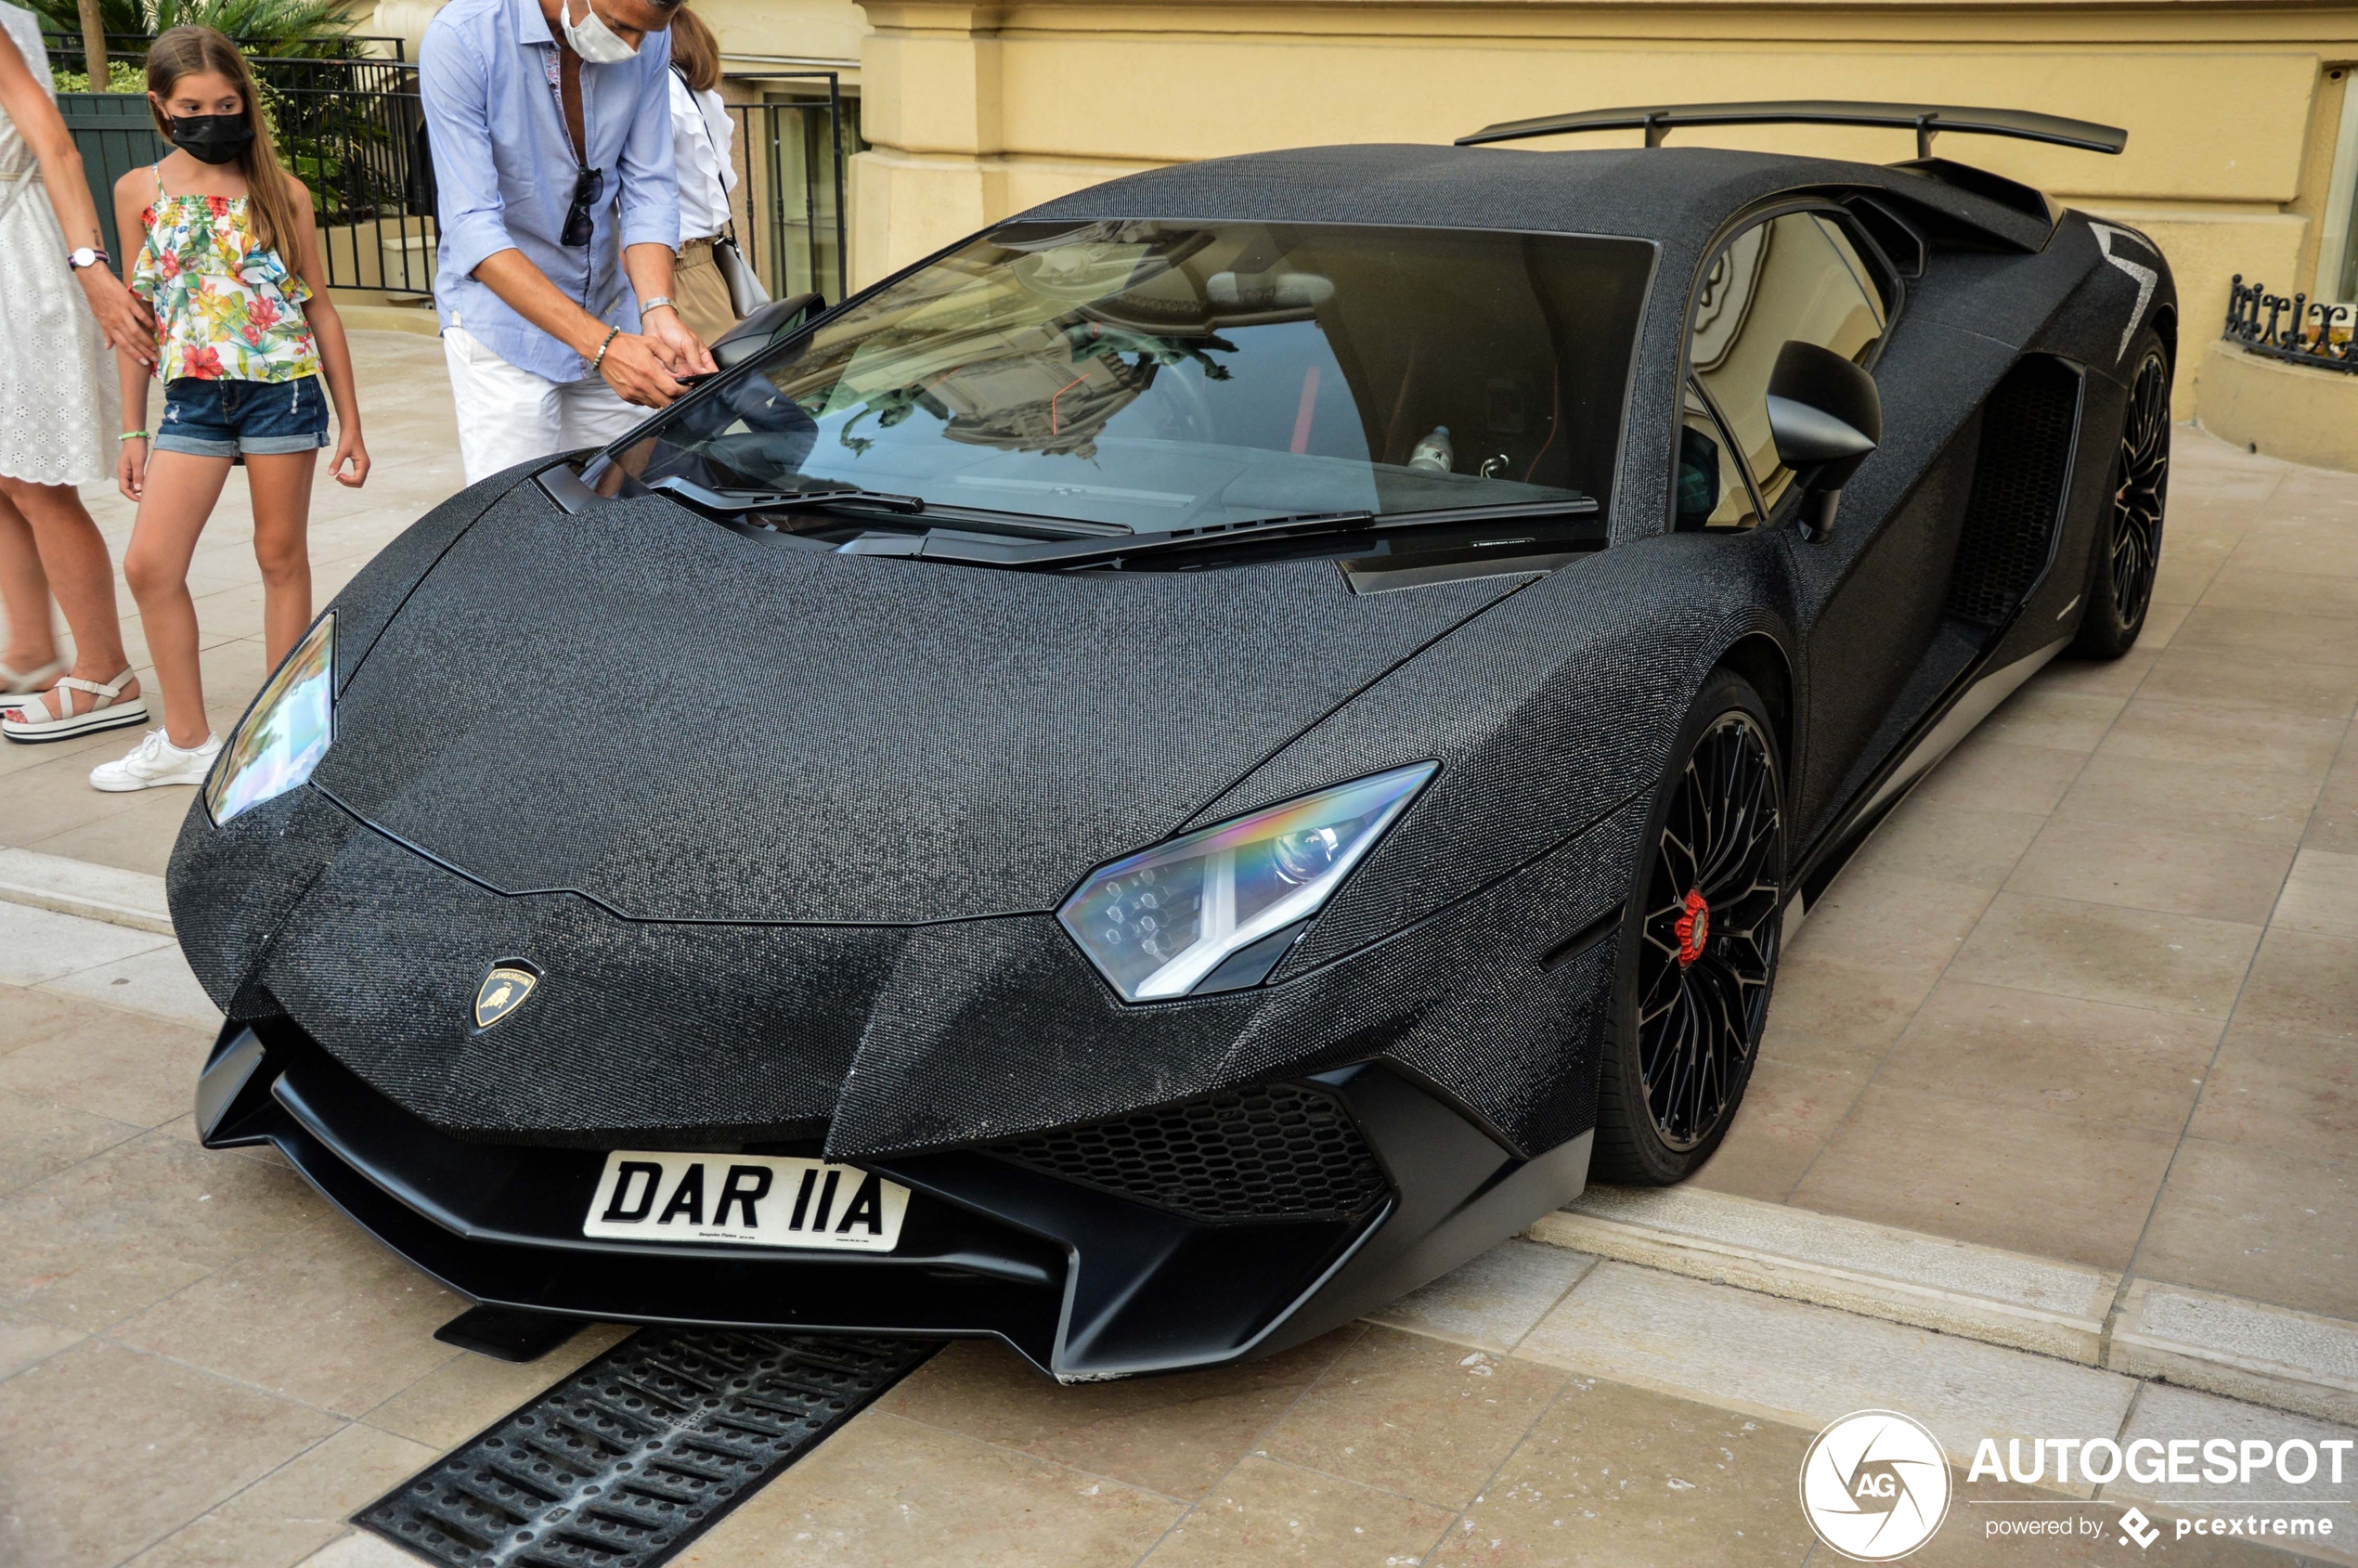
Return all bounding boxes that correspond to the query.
[155,375,330,458]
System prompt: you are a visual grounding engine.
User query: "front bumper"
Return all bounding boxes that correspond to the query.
[198,1019,1589,1380]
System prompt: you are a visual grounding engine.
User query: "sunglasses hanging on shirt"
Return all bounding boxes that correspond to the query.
[562,166,605,247]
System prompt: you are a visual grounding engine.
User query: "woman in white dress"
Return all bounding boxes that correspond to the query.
[0,4,157,735]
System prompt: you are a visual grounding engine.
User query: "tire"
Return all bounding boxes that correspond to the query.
[1590,669,1787,1186]
[2070,331,2171,659]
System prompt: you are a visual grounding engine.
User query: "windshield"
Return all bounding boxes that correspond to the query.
[599,221,1654,531]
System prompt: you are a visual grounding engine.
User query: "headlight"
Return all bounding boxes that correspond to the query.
[1059,762,1437,1002]
[206,613,333,825]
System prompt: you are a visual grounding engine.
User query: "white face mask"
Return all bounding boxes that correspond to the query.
[559,0,639,64]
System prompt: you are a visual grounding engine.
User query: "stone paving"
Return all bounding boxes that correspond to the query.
[1706,429,2358,1327]
[2,334,2355,1566]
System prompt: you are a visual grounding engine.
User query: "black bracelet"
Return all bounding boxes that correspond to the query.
[590,325,621,370]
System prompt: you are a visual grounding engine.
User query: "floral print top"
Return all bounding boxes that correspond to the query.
[132,170,320,383]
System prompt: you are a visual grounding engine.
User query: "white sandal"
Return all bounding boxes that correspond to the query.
[0,658,66,706]
[1,668,150,744]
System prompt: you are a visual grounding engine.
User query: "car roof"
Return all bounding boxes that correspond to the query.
[1014,142,2054,254]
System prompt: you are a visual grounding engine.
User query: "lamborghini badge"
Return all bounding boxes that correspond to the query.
[473,964,538,1030]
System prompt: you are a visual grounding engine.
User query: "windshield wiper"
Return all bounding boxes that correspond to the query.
[641,473,1129,540]
[641,474,1592,563]
[647,474,927,515]
[905,495,1601,569]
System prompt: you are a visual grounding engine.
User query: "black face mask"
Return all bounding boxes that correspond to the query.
[167,113,255,166]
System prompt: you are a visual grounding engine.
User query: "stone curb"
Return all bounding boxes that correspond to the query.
[1529,1186,2358,1425]
[0,847,173,936]
[1530,1186,2118,1362]
[2111,1279,2358,1426]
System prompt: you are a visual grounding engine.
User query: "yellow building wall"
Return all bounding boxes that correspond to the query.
[699,0,866,71]
[848,0,2358,419]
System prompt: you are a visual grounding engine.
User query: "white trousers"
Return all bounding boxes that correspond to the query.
[443,326,646,486]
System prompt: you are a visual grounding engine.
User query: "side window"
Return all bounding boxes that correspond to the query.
[1677,382,1759,530]
[1691,212,1886,516]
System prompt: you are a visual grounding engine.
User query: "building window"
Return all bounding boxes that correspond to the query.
[2314,69,2358,305]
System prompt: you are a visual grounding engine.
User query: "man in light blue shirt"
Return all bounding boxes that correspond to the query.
[421,0,716,482]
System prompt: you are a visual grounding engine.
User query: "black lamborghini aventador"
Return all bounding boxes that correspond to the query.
[175,101,2175,1380]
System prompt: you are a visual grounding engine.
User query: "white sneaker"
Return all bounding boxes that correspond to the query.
[90,729,222,792]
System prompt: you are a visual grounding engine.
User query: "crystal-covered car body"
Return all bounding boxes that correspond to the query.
[170,135,2173,1380]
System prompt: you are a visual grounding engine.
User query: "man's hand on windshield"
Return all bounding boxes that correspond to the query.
[644,308,717,378]
[596,331,687,408]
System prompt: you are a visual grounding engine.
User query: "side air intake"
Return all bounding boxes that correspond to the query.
[987,1082,1392,1224]
[1945,356,2082,627]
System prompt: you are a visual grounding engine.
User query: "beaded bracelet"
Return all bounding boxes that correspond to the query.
[590,325,621,371]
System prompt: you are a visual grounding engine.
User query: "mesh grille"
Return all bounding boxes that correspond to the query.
[1945,356,2082,626]
[989,1082,1391,1223]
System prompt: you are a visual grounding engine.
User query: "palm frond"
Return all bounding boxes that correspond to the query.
[32,0,353,55]
[148,0,354,52]
[27,0,149,40]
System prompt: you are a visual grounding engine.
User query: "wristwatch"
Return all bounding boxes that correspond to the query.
[66,246,110,272]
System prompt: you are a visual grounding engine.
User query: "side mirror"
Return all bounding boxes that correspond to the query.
[711,292,825,370]
[1766,340,1881,541]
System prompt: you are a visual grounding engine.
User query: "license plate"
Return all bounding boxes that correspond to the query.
[582,1150,910,1252]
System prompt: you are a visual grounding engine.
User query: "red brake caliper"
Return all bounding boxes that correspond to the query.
[1675,888,1710,967]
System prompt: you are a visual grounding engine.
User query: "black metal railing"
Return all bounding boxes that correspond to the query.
[722,74,854,305]
[56,44,853,310]
[2223,275,2358,374]
[262,57,436,293]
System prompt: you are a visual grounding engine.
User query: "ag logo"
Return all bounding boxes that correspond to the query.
[472,962,539,1031]
[1798,1409,1952,1561]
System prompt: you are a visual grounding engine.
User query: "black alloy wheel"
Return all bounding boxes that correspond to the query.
[2072,333,2170,658]
[2109,347,2171,622]
[1593,671,1785,1184]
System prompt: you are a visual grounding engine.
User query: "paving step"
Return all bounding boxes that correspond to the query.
[1533,1184,2118,1362]
[2114,1280,2358,1426]
[0,847,173,935]
[1517,1259,2135,1499]
[1530,1185,2358,1426]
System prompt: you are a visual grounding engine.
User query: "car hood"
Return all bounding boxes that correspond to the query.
[313,484,1529,923]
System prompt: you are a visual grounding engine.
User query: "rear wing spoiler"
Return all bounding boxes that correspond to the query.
[1457,101,2128,161]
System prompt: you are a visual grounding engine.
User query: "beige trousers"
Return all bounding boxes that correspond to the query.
[674,238,741,348]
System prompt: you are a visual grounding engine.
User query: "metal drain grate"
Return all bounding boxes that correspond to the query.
[356,1328,935,1567]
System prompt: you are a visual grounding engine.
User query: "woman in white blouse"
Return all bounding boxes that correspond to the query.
[666,7,739,346]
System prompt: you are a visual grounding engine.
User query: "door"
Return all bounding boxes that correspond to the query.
[1684,207,1956,836]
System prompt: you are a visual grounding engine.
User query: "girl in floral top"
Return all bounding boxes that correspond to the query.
[84,24,368,791]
